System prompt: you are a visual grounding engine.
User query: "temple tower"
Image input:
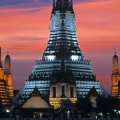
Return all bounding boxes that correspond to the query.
[111,52,120,97]
[0,47,3,79]
[43,0,83,61]
[0,48,10,109]
[13,0,108,104]
[112,52,119,75]
[4,52,14,98]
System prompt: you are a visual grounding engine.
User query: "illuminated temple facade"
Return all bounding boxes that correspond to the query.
[0,47,14,109]
[13,0,108,108]
[111,52,120,97]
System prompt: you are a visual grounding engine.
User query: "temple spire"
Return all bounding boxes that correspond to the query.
[0,47,2,67]
[0,47,1,60]
[70,0,73,8]
[112,52,119,75]
[53,0,56,8]
[4,52,14,98]
[4,52,11,74]
[111,52,120,97]
[53,0,73,10]
[0,47,3,79]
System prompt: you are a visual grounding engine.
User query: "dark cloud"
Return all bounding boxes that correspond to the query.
[74,0,108,3]
[19,8,42,14]
[0,0,108,9]
[7,36,46,41]
[0,0,51,6]
[0,0,53,9]
[1,36,46,50]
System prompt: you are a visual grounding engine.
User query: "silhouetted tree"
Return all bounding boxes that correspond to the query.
[75,98,92,118]
[0,98,8,118]
[96,96,120,118]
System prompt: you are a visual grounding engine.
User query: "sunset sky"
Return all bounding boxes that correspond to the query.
[0,0,120,93]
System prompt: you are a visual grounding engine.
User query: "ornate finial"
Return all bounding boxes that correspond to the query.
[114,48,116,55]
[70,0,73,6]
[53,0,56,7]
[0,47,1,61]
[7,51,9,55]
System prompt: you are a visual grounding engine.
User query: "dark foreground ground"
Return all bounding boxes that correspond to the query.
[0,118,119,120]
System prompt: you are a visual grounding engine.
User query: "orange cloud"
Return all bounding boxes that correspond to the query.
[74,0,120,52]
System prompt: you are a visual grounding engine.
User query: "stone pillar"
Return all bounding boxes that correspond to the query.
[40,113,42,118]
[67,111,70,120]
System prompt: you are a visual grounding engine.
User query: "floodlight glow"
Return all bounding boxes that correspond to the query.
[6,109,10,113]
[71,55,79,60]
[47,55,55,60]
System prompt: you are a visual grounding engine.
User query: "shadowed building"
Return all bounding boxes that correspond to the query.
[13,0,108,108]
[111,52,120,97]
[0,47,14,111]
